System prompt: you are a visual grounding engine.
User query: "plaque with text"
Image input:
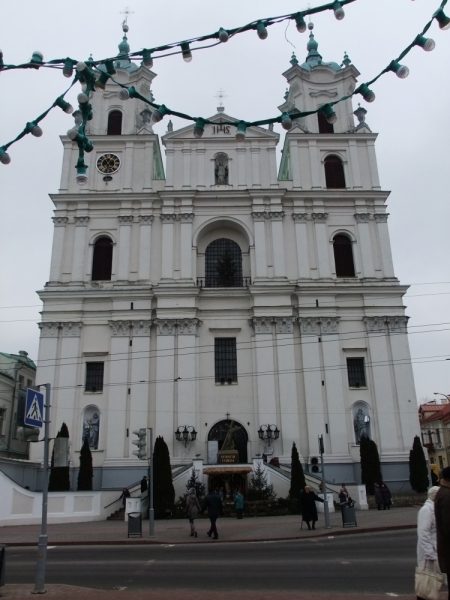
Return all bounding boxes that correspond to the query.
[218,451,239,464]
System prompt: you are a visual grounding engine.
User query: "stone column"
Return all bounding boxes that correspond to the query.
[250,147,261,187]
[72,216,89,282]
[308,141,322,188]
[274,317,299,457]
[267,147,278,188]
[182,148,192,188]
[251,318,277,427]
[269,212,286,277]
[138,215,153,281]
[298,317,324,455]
[237,147,247,188]
[154,319,177,456]
[252,212,268,278]
[289,140,302,189]
[179,213,194,280]
[160,214,176,279]
[374,214,394,277]
[117,216,133,281]
[354,213,374,277]
[143,141,154,192]
[123,142,134,192]
[129,320,152,457]
[107,321,132,458]
[165,149,174,188]
[292,213,309,278]
[311,213,330,277]
[49,217,68,282]
[196,148,206,188]
[348,140,362,189]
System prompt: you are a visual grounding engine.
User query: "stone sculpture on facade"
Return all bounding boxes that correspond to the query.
[214,153,229,185]
[83,412,100,450]
[354,408,369,442]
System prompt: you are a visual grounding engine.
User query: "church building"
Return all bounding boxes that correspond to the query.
[31,25,421,492]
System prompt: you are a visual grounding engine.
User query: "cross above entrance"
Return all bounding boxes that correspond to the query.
[226,412,230,420]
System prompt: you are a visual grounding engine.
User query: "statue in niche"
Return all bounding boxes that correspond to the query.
[82,411,100,450]
[354,408,369,442]
[221,421,242,451]
[214,153,229,185]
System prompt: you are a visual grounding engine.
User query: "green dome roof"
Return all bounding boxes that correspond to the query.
[118,35,130,55]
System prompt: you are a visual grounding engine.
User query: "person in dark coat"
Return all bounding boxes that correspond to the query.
[380,482,392,510]
[201,488,223,540]
[300,486,324,530]
[140,476,148,494]
[234,490,244,519]
[374,483,383,510]
[119,487,130,508]
[435,466,450,596]
[186,487,201,538]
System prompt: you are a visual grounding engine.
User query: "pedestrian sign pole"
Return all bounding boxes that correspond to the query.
[32,383,51,595]
[148,427,154,538]
[319,434,332,529]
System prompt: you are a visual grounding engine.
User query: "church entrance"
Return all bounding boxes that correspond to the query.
[208,419,248,464]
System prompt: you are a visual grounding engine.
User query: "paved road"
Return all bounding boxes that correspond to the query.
[5,530,422,596]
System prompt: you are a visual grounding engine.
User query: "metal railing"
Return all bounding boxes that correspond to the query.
[197,277,251,288]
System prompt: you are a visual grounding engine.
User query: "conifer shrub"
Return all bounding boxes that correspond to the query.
[409,435,429,493]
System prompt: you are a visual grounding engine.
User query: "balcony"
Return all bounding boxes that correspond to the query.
[423,442,435,452]
[197,277,251,288]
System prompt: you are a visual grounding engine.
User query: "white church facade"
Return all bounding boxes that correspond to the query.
[31,29,421,492]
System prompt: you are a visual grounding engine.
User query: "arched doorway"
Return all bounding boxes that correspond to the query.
[208,420,248,464]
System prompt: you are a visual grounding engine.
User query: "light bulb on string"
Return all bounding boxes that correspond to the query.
[180,43,192,63]
[414,35,435,52]
[433,8,450,30]
[218,28,229,42]
[29,51,44,67]
[67,130,93,152]
[63,58,74,78]
[94,72,109,90]
[235,121,247,142]
[75,159,88,186]
[0,147,11,165]
[142,50,153,68]
[294,13,306,33]
[332,1,345,20]
[256,21,268,40]
[77,91,90,104]
[320,104,337,124]
[356,83,375,103]
[0,50,4,69]
[118,86,137,101]
[151,104,169,123]
[26,122,43,137]
[280,113,293,130]
[76,61,87,72]
[193,118,206,139]
[389,59,409,79]
[54,97,73,114]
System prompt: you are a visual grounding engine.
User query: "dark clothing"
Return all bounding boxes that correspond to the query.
[374,484,383,509]
[140,478,148,494]
[236,509,243,519]
[208,515,219,538]
[301,490,323,523]
[202,492,224,517]
[380,484,391,509]
[119,488,130,507]
[435,480,450,576]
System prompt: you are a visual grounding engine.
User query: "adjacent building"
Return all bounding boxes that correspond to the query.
[419,400,450,472]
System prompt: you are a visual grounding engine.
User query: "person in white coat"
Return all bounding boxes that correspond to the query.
[416,486,442,600]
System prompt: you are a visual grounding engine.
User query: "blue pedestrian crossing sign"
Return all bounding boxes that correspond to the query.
[24,389,44,428]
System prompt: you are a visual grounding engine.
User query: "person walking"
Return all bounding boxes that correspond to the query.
[140,476,148,494]
[234,489,244,519]
[201,488,223,540]
[435,467,450,599]
[185,487,201,538]
[380,482,392,510]
[374,483,383,510]
[416,486,442,600]
[300,486,324,530]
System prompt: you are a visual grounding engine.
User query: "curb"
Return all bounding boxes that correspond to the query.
[3,523,416,547]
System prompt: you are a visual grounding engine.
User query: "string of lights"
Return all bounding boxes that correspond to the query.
[0,1,448,173]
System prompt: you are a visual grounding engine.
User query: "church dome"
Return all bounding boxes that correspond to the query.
[118,35,130,55]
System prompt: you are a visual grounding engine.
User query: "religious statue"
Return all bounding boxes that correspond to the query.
[354,408,368,442]
[221,421,242,451]
[83,413,100,450]
[214,153,229,185]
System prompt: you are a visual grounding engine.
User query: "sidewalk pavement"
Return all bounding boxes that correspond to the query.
[0,506,419,546]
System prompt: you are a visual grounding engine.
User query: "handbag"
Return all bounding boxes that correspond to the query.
[415,560,445,600]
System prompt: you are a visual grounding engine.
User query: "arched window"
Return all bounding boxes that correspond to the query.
[214,153,229,185]
[205,238,242,287]
[107,111,122,135]
[318,111,334,134]
[333,234,355,277]
[92,237,113,281]
[324,155,346,189]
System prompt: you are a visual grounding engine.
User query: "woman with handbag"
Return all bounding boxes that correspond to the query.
[416,486,445,600]
[186,487,201,538]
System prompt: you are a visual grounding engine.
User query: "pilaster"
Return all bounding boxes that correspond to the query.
[160,214,176,279]
[72,216,89,282]
[292,213,309,278]
[49,216,69,282]
[117,215,133,281]
[129,320,152,458]
[179,213,194,279]
[250,317,277,429]
[354,213,374,277]
[154,319,177,457]
[182,148,192,188]
[311,212,330,277]
[250,146,261,187]
[138,214,154,281]
[268,211,286,277]
[176,319,201,450]
[374,213,394,277]
[251,211,268,278]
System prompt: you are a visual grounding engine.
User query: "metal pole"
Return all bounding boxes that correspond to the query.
[33,383,51,594]
[148,427,155,537]
[319,434,331,529]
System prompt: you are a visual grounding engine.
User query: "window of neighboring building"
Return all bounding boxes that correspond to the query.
[324,155,346,188]
[347,358,366,387]
[439,455,444,469]
[205,238,243,287]
[333,234,355,277]
[27,379,33,389]
[85,362,104,392]
[215,338,237,383]
[0,408,6,436]
[18,375,24,389]
[92,237,113,281]
[318,110,334,133]
[107,111,122,135]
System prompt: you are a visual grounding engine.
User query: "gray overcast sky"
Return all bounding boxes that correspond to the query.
[0,0,449,402]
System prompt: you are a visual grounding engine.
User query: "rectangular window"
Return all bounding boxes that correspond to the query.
[215,338,237,383]
[18,375,24,389]
[347,358,366,388]
[85,362,104,392]
[27,379,33,389]
[0,408,6,436]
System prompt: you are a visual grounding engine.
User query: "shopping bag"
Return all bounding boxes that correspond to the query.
[415,560,444,600]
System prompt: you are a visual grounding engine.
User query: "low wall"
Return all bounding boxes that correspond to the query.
[0,471,118,527]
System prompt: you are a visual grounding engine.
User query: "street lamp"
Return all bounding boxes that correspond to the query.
[257,424,280,441]
[434,392,450,402]
[175,425,197,446]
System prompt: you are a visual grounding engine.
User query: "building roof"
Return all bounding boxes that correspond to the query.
[299,27,342,72]
[420,403,450,425]
[0,351,36,370]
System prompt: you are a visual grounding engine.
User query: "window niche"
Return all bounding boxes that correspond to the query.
[107,111,122,135]
[92,237,113,281]
[333,234,355,277]
[205,238,243,287]
[324,155,346,188]
[214,153,229,185]
[353,402,371,444]
[82,405,100,450]
[215,338,238,383]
